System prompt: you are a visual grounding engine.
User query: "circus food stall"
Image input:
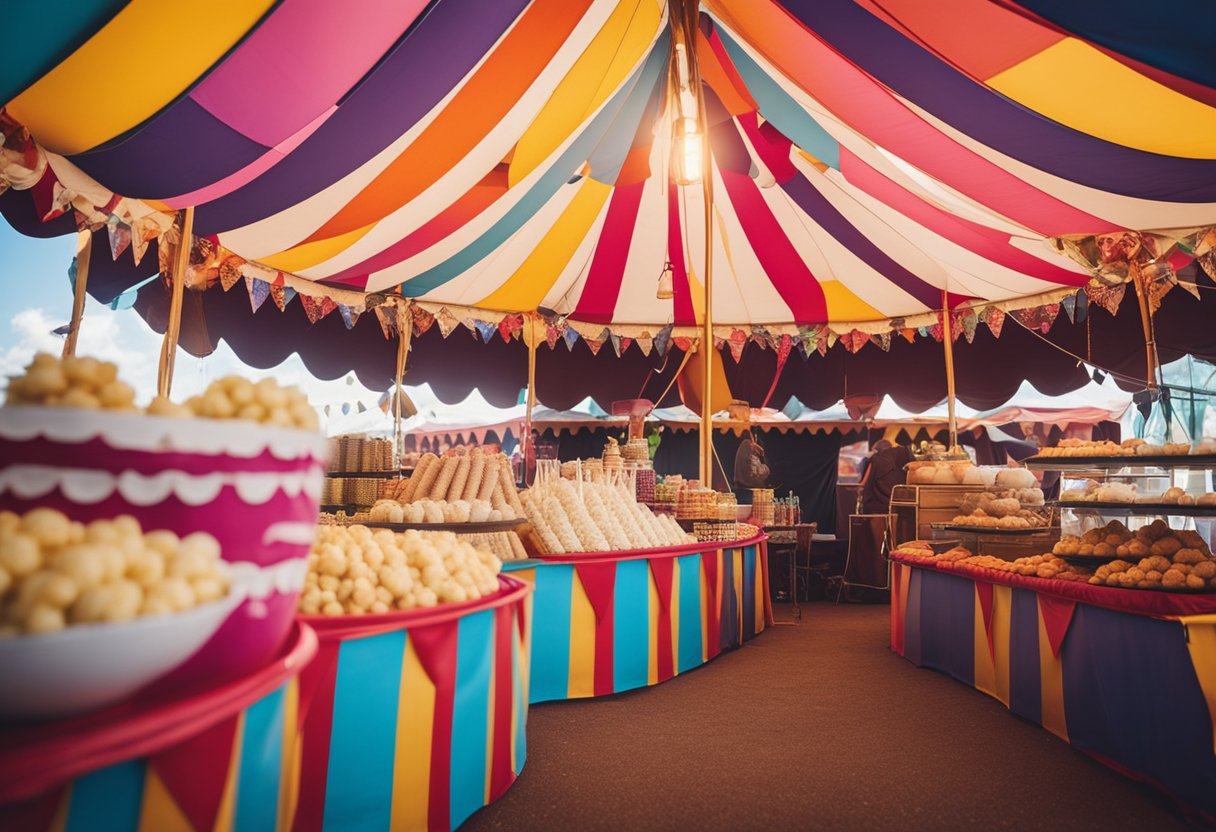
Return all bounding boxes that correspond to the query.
[3,0,1216,829]
[0,354,324,829]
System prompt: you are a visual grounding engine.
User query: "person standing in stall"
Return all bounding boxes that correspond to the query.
[860,439,913,515]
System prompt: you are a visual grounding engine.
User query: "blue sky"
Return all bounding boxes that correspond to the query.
[0,222,450,429]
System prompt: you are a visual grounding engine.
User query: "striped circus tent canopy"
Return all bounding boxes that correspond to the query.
[1,0,1215,340]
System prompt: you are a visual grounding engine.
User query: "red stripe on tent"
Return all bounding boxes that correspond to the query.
[294,641,342,832]
[151,714,240,832]
[668,181,697,326]
[574,562,618,697]
[701,551,722,659]
[408,622,460,832]
[572,180,646,323]
[717,163,829,324]
[489,604,516,801]
[649,556,676,681]
[840,147,1089,286]
[1037,595,1077,658]
[976,580,996,662]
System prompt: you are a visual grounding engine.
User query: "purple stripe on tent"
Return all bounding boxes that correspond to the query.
[778,0,1216,203]
[1007,588,1041,725]
[70,97,268,199]
[1061,605,1216,816]
[191,0,530,236]
[914,569,974,686]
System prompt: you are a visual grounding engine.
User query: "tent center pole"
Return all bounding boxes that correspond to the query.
[941,289,958,452]
[393,306,413,468]
[1131,264,1159,390]
[157,206,194,398]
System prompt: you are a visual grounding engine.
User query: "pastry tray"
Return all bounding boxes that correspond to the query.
[1055,501,1216,517]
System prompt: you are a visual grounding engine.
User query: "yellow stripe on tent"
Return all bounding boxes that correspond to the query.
[213,711,245,832]
[972,588,997,699]
[1036,603,1069,742]
[278,678,302,832]
[6,0,276,154]
[509,0,662,186]
[988,37,1216,159]
[476,179,611,311]
[991,585,1013,708]
[568,572,597,698]
[138,770,192,832]
[820,280,882,323]
[484,641,496,805]
[390,639,435,831]
[257,222,375,274]
[1181,614,1216,755]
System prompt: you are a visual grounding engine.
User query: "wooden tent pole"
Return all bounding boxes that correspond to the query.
[393,305,413,467]
[941,289,958,451]
[157,207,194,398]
[62,228,92,358]
[525,315,539,472]
[1131,265,1159,390]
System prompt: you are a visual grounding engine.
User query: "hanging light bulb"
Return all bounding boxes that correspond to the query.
[657,260,674,299]
[672,116,702,185]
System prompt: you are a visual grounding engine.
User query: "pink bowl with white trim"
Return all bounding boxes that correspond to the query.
[0,407,326,691]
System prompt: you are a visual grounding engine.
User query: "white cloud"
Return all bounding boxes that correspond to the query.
[0,300,450,435]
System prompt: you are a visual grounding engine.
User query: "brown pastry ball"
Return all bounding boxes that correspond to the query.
[1173,548,1205,565]
[1145,570,1163,583]
[1108,560,1131,573]
[1192,560,1216,579]
[1079,544,1095,556]
[1151,537,1182,557]
[1186,574,1207,590]
[1128,540,1151,558]
[1162,568,1187,588]
[1093,543,1115,557]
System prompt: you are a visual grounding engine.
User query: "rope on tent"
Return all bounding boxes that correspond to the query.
[157,207,194,398]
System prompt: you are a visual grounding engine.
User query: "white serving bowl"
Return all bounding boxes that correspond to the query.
[0,593,240,721]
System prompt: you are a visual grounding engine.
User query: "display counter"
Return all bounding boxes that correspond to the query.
[889,551,1216,823]
[503,535,771,702]
[294,575,532,832]
[0,621,318,831]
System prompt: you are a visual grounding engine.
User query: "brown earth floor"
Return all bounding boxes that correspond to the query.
[464,602,1198,831]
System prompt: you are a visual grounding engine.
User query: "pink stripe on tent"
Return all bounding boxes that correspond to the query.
[839,147,1090,286]
[721,2,1118,235]
[717,164,828,324]
[190,0,430,148]
[573,180,647,323]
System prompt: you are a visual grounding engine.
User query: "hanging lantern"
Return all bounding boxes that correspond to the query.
[657,260,674,299]
[671,116,702,186]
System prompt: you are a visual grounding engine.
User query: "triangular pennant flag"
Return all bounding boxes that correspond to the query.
[563,327,580,351]
[318,297,337,321]
[610,334,623,357]
[654,324,673,357]
[106,215,131,260]
[475,320,497,343]
[1061,292,1077,323]
[775,333,793,364]
[815,332,829,356]
[673,336,694,353]
[375,305,398,339]
[246,276,270,313]
[218,261,241,292]
[961,310,978,344]
[283,286,297,308]
[270,274,287,311]
[411,304,434,335]
[843,329,868,353]
[435,307,459,337]
[498,317,514,343]
[300,294,321,323]
[728,329,747,362]
[357,401,367,413]
[872,331,892,352]
[586,335,605,355]
[917,326,929,338]
[1146,273,1174,313]
[928,323,943,342]
[900,328,916,344]
[338,304,359,329]
[637,336,653,356]
[1085,282,1126,316]
[546,324,561,349]
[985,306,1005,338]
[1075,288,1088,322]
